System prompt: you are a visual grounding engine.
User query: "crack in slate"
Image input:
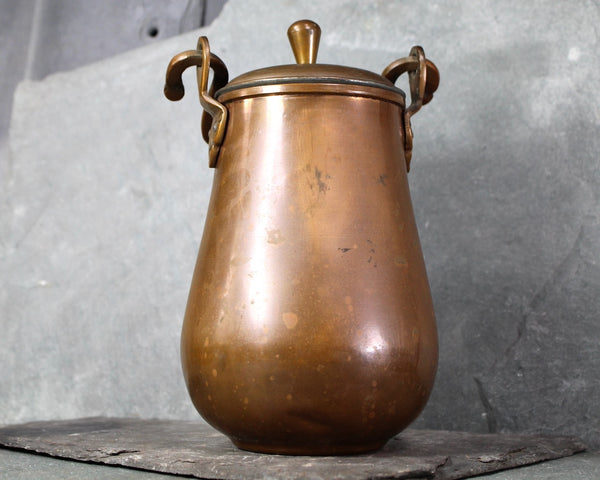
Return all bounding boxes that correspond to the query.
[503,224,585,360]
[474,377,498,433]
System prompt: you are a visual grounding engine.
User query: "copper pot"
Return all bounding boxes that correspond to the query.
[164,20,439,455]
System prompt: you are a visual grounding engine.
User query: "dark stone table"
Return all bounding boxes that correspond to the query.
[0,418,586,479]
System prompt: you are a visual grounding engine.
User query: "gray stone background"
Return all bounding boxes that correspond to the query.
[1,0,598,451]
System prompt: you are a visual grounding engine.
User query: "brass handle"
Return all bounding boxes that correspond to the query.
[382,47,439,172]
[164,37,229,168]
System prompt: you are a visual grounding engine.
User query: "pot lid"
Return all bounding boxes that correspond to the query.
[215,20,405,100]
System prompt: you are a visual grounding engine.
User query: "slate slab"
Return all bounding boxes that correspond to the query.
[0,418,585,480]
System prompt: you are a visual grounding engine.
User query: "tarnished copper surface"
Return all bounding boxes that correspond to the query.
[165,19,439,455]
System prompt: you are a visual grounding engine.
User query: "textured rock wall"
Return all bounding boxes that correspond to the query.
[1,0,598,448]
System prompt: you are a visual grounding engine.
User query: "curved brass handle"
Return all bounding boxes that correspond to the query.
[164,37,229,168]
[382,47,439,172]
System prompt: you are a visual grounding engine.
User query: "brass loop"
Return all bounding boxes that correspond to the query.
[382,47,439,172]
[164,37,229,168]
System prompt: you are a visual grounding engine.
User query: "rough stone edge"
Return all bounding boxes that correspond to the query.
[437,436,587,480]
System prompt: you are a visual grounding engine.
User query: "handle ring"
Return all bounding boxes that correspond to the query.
[383,47,439,171]
[164,37,229,168]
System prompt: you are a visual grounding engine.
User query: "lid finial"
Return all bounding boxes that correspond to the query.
[287,20,321,64]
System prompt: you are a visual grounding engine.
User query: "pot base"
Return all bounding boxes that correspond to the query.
[232,438,387,456]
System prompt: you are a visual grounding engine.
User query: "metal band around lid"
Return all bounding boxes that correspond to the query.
[216,79,406,105]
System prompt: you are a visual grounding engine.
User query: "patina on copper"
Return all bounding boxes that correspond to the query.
[164,20,440,455]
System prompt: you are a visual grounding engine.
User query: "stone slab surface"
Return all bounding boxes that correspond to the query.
[1,0,599,452]
[481,452,600,480]
[2,450,599,480]
[0,418,586,480]
[0,448,179,480]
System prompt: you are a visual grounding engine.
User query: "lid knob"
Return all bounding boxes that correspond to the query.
[287,20,321,64]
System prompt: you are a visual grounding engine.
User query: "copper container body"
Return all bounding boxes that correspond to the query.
[181,91,438,454]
